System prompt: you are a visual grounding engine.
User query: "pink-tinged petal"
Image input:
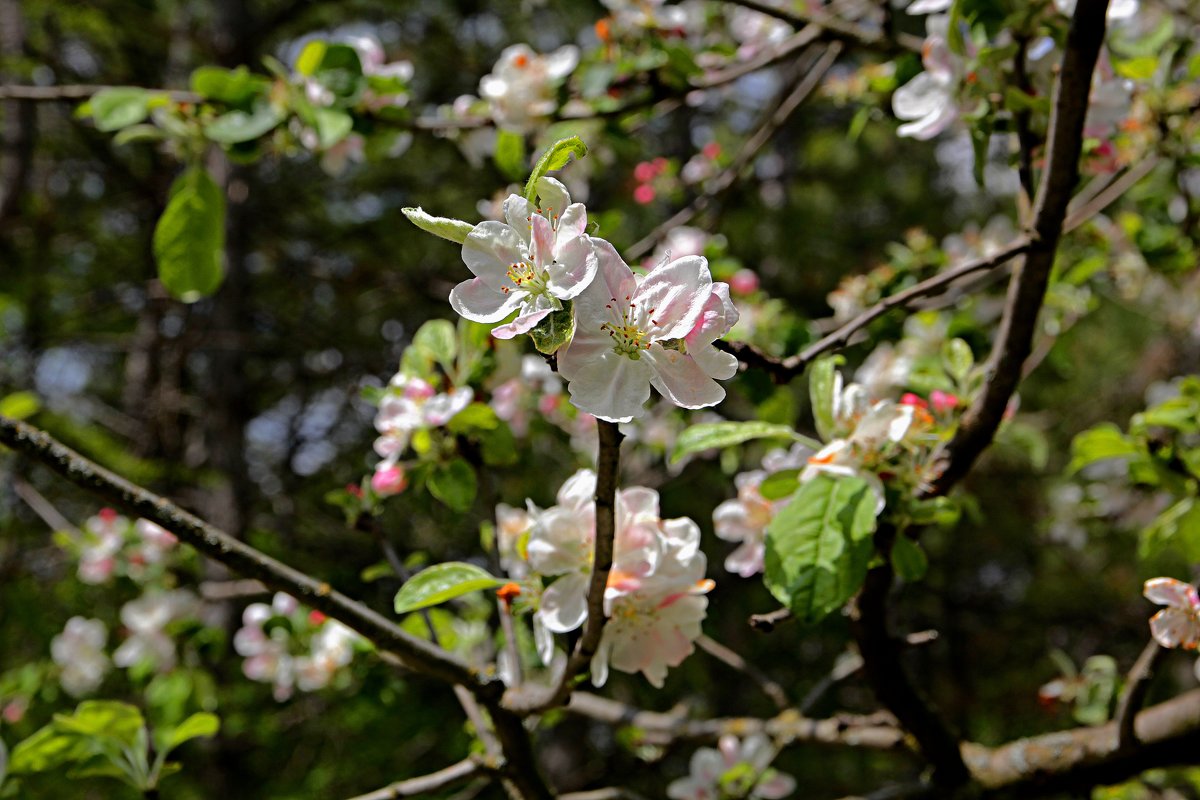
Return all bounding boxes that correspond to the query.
[893,72,949,120]
[1149,608,1200,649]
[1145,578,1200,610]
[686,283,739,348]
[504,194,536,243]
[491,308,553,339]
[588,238,639,309]
[546,234,598,300]
[556,203,588,244]
[449,277,526,323]
[539,572,590,633]
[644,346,726,410]
[557,469,597,509]
[529,213,555,271]
[561,349,653,423]
[691,343,739,381]
[637,256,713,339]
[590,635,612,687]
[536,177,571,219]
[755,771,797,799]
[725,541,765,577]
[691,749,725,783]
[557,327,616,381]
[462,221,527,288]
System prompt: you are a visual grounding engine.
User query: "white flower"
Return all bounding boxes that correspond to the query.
[892,15,961,140]
[559,238,738,423]
[1054,0,1137,21]
[453,178,597,340]
[113,590,199,672]
[373,373,473,466]
[1144,578,1200,650]
[479,44,578,131]
[51,617,110,697]
[668,734,796,800]
[78,509,126,584]
[591,517,713,688]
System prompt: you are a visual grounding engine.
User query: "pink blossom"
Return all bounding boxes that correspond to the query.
[633,184,656,204]
[634,161,658,182]
[729,268,759,296]
[1144,578,1200,650]
[930,389,959,413]
[371,465,408,496]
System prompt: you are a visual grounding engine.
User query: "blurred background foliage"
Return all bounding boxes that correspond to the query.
[1,0,1199,798]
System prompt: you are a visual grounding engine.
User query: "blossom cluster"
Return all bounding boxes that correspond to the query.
[371,370,474,495]
[452,177,740,423]
[65,508,178,585]
[668,734,795,800]
[496,469,713,688]
[233,593,364,702]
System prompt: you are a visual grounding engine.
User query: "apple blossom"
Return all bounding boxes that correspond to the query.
[51,617,110,698]
[713,445,811,577]
[667,734,796,800]
[591,516,713,688]
[892,15,961,140]
[78,508,125,584]
[558,238,739,423]
[451,177,598,340]
[1144,578,1200,650]
[479,44,579,132]
[113,589,200,673]
[371,464,408,496]
[373,371,473,468]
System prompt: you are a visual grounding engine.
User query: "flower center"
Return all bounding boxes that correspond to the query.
[601,295,656,359]
[502,258,548,296]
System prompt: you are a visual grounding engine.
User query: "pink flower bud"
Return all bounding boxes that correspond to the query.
[900,393,928,409]
[309,610,328,626]
[99,507,118,522]
[930,390,959,413]
[702,142,721,160]
[633,184,656,205]
[633,161,657,183]
[651,157,669,174]
[729,268,759,296]
[371,465,408,496]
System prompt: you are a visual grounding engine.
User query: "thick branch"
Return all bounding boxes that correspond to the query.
[502,421,623,714]
[0,415,495,695]
[851,529,968,786]
[928,0,1111,495]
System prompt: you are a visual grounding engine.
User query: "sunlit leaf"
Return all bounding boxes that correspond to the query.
[394,562,504,615]
[154,168,226,302]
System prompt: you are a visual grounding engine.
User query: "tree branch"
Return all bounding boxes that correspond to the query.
[1114,639,1167,751]
[344,757,489,800]
[927,0,1111,496]
[0,415,496,694]
[695,634,790,710]
[720,0,923,54]
[0,84,200,102]
[502,420,623,714]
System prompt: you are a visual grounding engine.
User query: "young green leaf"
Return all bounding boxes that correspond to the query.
[523,137,588,203]
[529,303,575,354]
[759,469,800,501]
[1068,423,1139,474]
[154,168,226,302]
[402,207,475,245]
[394,562,505,615]
[158,713,219,756]
[190,66,268,105]
[0,391,40,420]
[890,535,928,582]
[411,319,458,373]
[89,87,153,132]
[494,129,527,181]
[204,102,285,144]
[672,421,818,465]
[764,475,877,624]
[427,458,477,513]
[808,356,843,442]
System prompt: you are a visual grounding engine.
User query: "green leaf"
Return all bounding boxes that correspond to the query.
[54,702,143,745]
[764,475,877,624]
[494,129,527,181]
[529,303,575,355]
[942,338,974,383]
[1068,423,1138,473]
[393,562,504,615]
[808,356,843,442]
[89,87,152,132]
[412,319,457,373]
[672,421,816,464]
[204,101,284,144]
[446,403,499,434]
[947,0,966,56]
[427,459,477,513]
[154,168,226,302]
[158,713,219,756]
[890,535,928,582]
[314,107,354,149]
[360,561,395,583]
[401,207,475,245]
[113,124,168,146]
[0,391,40,420]
[295,41,327,76]
[190,66,267,105]
[1140,496,1200,563]
[523,136,588,203]
[759,469,800,501]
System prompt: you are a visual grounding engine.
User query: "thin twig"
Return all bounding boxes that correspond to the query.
[696,634,789,710]
[0,84,200,102]
[720,0,923,53]
[11,477,80,534]
[1115,638,1167,750]
[559,789,651,800]
[343,757,489,800]
[626,43,842,262]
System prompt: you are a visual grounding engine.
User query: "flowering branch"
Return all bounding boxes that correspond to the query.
[721,0,923,54]
[503,420,624,714]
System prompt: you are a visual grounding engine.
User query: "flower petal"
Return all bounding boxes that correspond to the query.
[449,277,526,323]
[636,256,713,340]
[545,234,598,300]
[536,177,572,219]
[539,572,591,633]
[644,345,726,410]
[492,308,553,339]
[560,348,653,423]
[1145,577,1200,610]
[462,221,527,289]
[1150,607,1200,649]
[504,194,536,243]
